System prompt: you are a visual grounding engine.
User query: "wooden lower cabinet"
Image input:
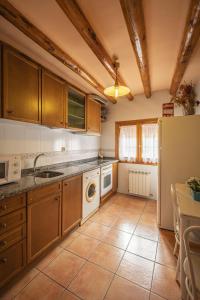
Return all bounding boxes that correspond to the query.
[112,162,118,193]
[62,175,82,236]
[0,176,83,287]
[0,208,26,236]
[0,193,27,288]
[0,240,26,288]
[0,224,26,253]
[27,188,61,262]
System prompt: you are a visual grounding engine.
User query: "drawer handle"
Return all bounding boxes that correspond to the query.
[64,183,68,186]
[1,223,7,229]
[0,241,7,247]
[6,110,13,114]
[0,258,7,264]
[54,197,59,201]
[0,204,7,211]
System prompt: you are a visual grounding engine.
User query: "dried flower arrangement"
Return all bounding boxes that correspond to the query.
[171,83,200,115]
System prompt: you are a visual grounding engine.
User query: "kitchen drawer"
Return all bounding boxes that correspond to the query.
[0,224,26,253]
[0,193,26,217]
[0,208,26,235]
[0,240,26,288]
[28,182,61,204]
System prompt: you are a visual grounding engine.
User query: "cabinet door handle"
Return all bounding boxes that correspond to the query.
[0,204,7,211]
[60,121,63,125]
[6,110,13,114]
[54,197,59,201]
[64,183,68,186]
[0,240,7,247]
[0,258,7,264]
[1,223,7,229]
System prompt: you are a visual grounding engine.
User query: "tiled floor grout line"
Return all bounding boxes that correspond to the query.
[10,269,41,299]
[149,243,158,299]
[64,288,83,300]
[102,273,115,300]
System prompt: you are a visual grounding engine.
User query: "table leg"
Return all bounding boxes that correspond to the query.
[180,217,187,300]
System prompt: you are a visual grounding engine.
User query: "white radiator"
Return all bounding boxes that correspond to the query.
[128,170,151,197]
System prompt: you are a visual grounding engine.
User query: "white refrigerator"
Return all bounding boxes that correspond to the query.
[158,115,200,230]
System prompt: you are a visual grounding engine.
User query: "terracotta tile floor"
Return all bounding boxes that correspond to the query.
[1,193,180,300]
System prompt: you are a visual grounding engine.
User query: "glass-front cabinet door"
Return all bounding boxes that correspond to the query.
[67,87,86,130]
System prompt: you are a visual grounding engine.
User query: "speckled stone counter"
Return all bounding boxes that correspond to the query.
[0,158,118,200]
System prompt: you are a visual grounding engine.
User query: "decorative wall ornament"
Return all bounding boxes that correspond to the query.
[162,103,174,117]
[170,83,200,115]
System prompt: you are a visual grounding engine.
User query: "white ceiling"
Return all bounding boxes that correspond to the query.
[0,0,199,101]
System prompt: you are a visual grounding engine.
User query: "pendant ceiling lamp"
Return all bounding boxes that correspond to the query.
[104,57,130,99]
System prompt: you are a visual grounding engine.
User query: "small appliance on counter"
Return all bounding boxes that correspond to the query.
[0,155,21,185]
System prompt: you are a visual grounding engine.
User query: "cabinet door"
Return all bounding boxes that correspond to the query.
[62,175,82,236]
[68,87,86,131]
[87,97,101,134]
[0,240,26,288]
[42,70,66,128]
[112,163,118,193]
[27,193,61,262]
[3,46,41,123]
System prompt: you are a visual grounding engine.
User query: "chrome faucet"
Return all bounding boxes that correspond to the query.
[33,153,45,173]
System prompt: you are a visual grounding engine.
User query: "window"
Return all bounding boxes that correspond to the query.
[119,125,137,162]
[116,119,158,164]
[142,123,158,163]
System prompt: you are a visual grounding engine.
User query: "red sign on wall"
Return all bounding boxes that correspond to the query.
[162,103,174,117]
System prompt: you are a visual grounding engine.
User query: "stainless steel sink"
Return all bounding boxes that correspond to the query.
[35,171,64,178]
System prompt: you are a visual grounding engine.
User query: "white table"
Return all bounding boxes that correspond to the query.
[175,183,200,300]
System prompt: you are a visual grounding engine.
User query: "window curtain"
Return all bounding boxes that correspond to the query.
[142,124,158,163]
[119,125,137,162]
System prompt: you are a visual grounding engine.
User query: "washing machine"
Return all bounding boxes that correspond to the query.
[82,168,100,223]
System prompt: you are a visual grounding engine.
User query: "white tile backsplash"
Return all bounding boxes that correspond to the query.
[0,119,100,169]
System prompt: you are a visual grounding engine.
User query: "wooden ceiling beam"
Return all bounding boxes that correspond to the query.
[56,0,134,101]
[120,0,151,98]
[170,0,200,95]
[0,0,116,103]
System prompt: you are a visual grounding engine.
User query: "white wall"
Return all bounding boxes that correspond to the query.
[101,86,200,199]
[0,119,100,169]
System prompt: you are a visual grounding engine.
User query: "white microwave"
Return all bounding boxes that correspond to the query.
[0,155,21,185]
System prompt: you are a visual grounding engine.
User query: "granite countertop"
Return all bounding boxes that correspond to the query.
[0,158,118,200]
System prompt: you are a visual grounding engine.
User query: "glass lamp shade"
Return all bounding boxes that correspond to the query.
[104,85,130,98]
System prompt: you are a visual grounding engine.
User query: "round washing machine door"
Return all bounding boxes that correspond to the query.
[86,181,97,203]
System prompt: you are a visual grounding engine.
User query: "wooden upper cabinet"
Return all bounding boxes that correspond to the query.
[67,87,86,131]
[87,97,101,134]
[41,70,66,128]
[2,46,41,123]
[62,175,82,236]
